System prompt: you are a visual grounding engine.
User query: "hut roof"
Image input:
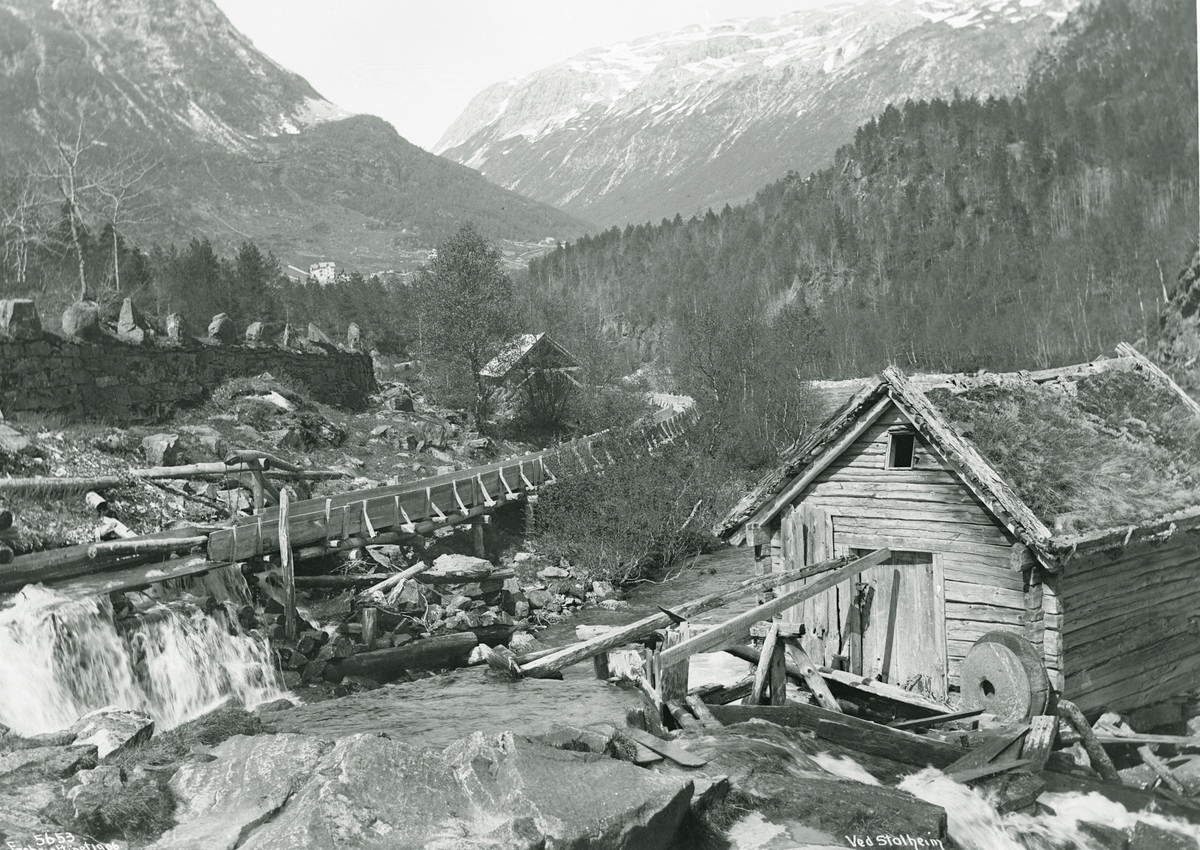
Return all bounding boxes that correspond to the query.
[717,345,1200,564]
[480,333,581,380]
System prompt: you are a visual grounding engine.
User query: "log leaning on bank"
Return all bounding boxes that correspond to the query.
[519,551,887,679]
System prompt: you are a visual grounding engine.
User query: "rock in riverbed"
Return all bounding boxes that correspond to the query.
[152,730,693,850]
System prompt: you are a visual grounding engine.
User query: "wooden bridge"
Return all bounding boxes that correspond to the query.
[0,398,698,601]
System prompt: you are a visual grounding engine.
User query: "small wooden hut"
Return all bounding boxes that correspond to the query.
[717,344,1200,718]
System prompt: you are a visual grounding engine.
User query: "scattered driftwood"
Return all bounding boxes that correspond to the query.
[709,703,966,768]
[1058,699,1122,783]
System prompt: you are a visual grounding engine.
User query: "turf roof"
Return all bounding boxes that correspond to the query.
[926,366,1200,535]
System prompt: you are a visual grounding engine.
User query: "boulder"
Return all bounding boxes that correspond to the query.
[538,565,570,580]
[151,734,331,850]
[61,301,104,342]
[346,322,362,352]
[70,706,155,761]
[166,312,190,343]
[117,297,149,344]
[142,433,181,467]
[244,321,265,344]
[208,313,237,344]
[306,323,335,348]
[425,553,494,583]
[0,298,42,340]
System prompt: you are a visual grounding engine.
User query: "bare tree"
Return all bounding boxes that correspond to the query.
[0,168,53,289]
[41,114,101,301]
[93,150,157,295]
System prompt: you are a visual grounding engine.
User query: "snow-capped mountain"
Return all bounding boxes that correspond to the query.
[0,0,588,263]
[436,0,1078,228]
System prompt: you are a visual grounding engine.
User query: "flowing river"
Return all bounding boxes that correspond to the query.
[2,547,1198,849]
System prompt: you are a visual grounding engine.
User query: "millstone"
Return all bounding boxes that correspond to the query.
[960,631,1050,722]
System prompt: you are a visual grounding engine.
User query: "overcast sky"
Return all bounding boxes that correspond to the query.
[214,1,828,152]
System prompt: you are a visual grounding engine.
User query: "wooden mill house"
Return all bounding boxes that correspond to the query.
[717,344,1200,719]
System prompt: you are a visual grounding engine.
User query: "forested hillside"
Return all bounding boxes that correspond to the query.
[527,0,1197,381]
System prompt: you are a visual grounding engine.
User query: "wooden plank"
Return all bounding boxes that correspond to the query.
[1116,342,1200,417]
[878,569,901,684]
[709,704,965,768]
[656,549,892,669]
[792,645,840,712]
[768,638,788,706]
[747,622,779,706]
[819,668,948,714]
[618,727,707,768]
[889,709,983,731]
[1021,715,1057,772]
[837,532,1011,561]
[807,500,1003,527]
[947,760,1031,784]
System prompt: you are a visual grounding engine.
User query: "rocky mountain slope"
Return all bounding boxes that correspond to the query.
[0,0,589,267]
[436,0,1078,228]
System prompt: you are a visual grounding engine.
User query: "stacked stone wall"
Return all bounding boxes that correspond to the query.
[0,333,375,423]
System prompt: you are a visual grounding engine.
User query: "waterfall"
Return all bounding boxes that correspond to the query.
[0,565,280,737]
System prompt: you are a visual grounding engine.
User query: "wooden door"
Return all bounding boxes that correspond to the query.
[845,548,947,700]
[780,504,840,664]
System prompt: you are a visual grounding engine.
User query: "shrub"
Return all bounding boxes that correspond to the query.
[532,437,736,585]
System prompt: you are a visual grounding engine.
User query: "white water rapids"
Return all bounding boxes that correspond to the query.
[0,566,280,736]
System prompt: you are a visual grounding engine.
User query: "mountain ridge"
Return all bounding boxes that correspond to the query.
[437,0,1078,228]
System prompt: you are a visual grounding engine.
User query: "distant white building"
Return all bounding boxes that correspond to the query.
[309,261,337,285]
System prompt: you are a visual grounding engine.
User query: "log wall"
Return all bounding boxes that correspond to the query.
[1061,536,1200,714]
[771,406,1027,692]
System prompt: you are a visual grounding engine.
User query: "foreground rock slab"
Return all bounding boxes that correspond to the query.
[152,734,332,850]
[156,730,693,850]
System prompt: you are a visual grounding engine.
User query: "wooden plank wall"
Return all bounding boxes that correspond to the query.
[771,406,1026,692]
[1062,536,1200,714]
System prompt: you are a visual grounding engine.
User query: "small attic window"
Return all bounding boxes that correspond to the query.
[887,430,916,469]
